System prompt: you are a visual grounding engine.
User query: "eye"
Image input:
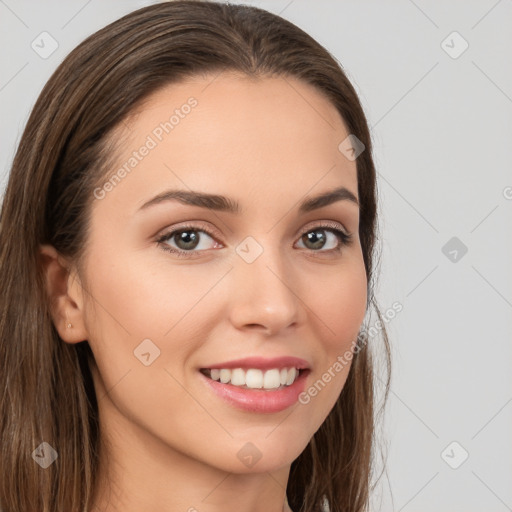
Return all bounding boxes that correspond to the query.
[156,223,220,257]
[295,223,353,253]
[156,221,353,258]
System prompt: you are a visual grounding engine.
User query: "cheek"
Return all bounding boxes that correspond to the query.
[82,254,208,432]
[334,275,367,344]
[311,257,368,351]
[298,260,367,421]
[85,247,216,335]
[82,250,227,381]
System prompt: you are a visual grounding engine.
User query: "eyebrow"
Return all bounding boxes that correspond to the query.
[137,185,359,214]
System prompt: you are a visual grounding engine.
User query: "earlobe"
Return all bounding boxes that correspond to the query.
[38,243,88,344]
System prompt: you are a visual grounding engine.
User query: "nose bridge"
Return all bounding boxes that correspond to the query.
[229,235,300,333]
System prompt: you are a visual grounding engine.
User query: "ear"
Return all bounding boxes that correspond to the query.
[39,244,88,344]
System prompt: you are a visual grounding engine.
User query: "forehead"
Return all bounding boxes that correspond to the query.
[127,71,346,128]
[95,72,358,218]
[120,71,352,159]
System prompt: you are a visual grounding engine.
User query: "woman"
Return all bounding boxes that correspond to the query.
[0,2,391,511]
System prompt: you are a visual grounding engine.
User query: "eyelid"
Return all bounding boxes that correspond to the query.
[157,220,221,241]
[157,219,350,240]
[297,219,349,237]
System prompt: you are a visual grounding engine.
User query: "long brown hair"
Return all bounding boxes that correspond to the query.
[0,2,391,511]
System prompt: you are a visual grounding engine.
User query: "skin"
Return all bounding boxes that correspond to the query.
[40,72,367,512]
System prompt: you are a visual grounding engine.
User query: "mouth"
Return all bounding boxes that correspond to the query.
[199,367,308,391]
[198,364,311,413]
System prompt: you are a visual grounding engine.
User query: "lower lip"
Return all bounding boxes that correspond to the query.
[199,370,309,413]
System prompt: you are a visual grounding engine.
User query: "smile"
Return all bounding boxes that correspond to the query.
[200,367,303,390]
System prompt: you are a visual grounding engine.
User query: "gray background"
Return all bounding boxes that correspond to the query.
[1,1,511,510]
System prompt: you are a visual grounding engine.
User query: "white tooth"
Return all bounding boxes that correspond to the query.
[285,367,297,385]
[231,368,246,386]
[263,369,281,389]
[245,369,263,389]
[215,367,299,389]
[219,369,231,384]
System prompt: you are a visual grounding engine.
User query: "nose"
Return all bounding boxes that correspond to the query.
[228,242,302,336]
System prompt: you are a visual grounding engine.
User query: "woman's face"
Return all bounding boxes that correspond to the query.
[77,72,367,475]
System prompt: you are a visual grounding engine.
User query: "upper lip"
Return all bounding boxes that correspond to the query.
[201,356,311,371]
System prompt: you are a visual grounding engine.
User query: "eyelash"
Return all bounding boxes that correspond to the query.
[156,222,353,258]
